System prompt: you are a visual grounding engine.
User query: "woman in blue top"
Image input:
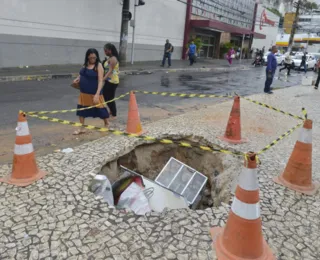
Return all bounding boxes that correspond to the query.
[72,48,109,135]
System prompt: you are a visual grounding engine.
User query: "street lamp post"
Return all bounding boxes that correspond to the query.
[240,34,245,63]
[130,0,145,65]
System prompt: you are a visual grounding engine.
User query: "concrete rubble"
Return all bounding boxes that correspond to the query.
[0,85,319,259]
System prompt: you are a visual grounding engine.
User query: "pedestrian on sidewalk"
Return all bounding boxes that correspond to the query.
[161,39,173,68]
[236,47,241,60]
[264,45,278,94]
[185,41,197,66]
[103,43,120,119]
[73,48,109,135]
[314,58,320,90]
[279,53,292,75]
[299,52,307,73]
[226,47,235,66]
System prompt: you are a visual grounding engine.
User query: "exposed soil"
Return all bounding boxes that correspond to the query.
[101,139,242,209]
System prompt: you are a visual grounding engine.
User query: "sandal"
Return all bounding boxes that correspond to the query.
[73,128,86,135]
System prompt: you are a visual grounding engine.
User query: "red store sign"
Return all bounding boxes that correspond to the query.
[260,9,275,30]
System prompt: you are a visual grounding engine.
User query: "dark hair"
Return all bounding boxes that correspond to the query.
[84,48,101,69]
[104,43,119,60]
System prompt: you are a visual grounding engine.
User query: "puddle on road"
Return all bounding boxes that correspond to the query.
[101,139,242,209]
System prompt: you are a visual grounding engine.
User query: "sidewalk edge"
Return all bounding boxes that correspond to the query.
[0,65,249,83]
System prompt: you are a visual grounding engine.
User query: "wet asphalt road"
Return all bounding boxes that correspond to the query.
[0,66,311,163]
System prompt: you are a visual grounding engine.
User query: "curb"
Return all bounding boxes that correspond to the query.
[0,65,249,83]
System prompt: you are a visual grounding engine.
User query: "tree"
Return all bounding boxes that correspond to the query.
[304,1,318,10]
[304,1,312,10]
[311,2,318,9]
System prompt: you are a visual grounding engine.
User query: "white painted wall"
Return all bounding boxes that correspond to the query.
[0,0,186,66]
[130,0,186,47]
[0,0,121,42]
[252,5,280,50]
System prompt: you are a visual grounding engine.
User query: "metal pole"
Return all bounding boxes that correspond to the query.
[119,0,130,65]
[288,0,301,53]
[306,9,313,52]
[131,1,137,64]
[240,34,245,63]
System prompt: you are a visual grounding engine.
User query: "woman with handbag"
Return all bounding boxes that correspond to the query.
[226,47,235,66]
[72,48,109,135]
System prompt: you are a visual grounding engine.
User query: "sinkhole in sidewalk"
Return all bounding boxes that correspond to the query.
[100,139,242,210]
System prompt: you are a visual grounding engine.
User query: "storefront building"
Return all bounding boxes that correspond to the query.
[252,5,280,50]
[182,0,266,59]
[0,0,186,67]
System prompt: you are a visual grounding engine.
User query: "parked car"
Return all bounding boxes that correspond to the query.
[308,53,320,71]
[292,54,316,70]
[309,53,320,61]
[263,52,284,65]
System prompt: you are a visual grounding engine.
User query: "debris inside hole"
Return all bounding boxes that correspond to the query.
[100,140,242,210]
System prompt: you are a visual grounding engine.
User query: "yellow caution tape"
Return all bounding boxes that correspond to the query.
[26,113,245,157]
[25,92,130,115]
[302,107,307,119]
[257,122,303,155]
[237,94,305,121]
[135,90,234,99]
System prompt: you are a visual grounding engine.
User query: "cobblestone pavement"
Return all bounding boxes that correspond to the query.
[0,85,320,259]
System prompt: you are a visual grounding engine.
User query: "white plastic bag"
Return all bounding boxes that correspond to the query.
[91,175,114,206]
[117,182,151,215]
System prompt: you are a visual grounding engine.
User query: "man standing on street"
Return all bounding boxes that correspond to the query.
[161,39,173,68]
[314,58,320,90]
[186,41,197,66]
[264,45,278,94]
[299,52,307,74]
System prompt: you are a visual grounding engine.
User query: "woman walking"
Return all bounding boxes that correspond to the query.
[103,43,120,119]
[226,47,235,66]
[72,48,109,135]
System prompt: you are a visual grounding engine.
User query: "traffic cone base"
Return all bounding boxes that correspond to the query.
[273,175,320,196]
[210,227,275,260]
[0,170,46,187]
[219,135,248,144]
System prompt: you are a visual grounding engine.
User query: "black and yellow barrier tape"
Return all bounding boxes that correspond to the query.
[257,121,303,155]
[25,92,130,115]
[236,93,306,121]
[134,90,234,99]
[26,113,245,157]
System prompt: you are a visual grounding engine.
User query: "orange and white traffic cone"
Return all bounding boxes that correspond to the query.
[0,112,47,187]
[274,119,320,195]
[210,152,275,260]
[219,96,247,144]
[126,91,144,135]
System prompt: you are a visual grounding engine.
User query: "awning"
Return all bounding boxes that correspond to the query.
[190,19,266,39]
[253,32,266,39]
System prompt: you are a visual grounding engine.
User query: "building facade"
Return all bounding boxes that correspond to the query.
[0,0,186,67]
[257,0,295,15]
[183,0,265,59]
[252,5,280,50]
[277,10,320,51]
[0,0,269,68]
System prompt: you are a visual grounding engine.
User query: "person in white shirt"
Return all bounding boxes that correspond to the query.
[279,53,292,75]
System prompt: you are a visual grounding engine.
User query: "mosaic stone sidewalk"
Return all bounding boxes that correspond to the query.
[0,85,319,259]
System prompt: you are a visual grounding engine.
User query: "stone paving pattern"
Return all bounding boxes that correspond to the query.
[0,85,320,259]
